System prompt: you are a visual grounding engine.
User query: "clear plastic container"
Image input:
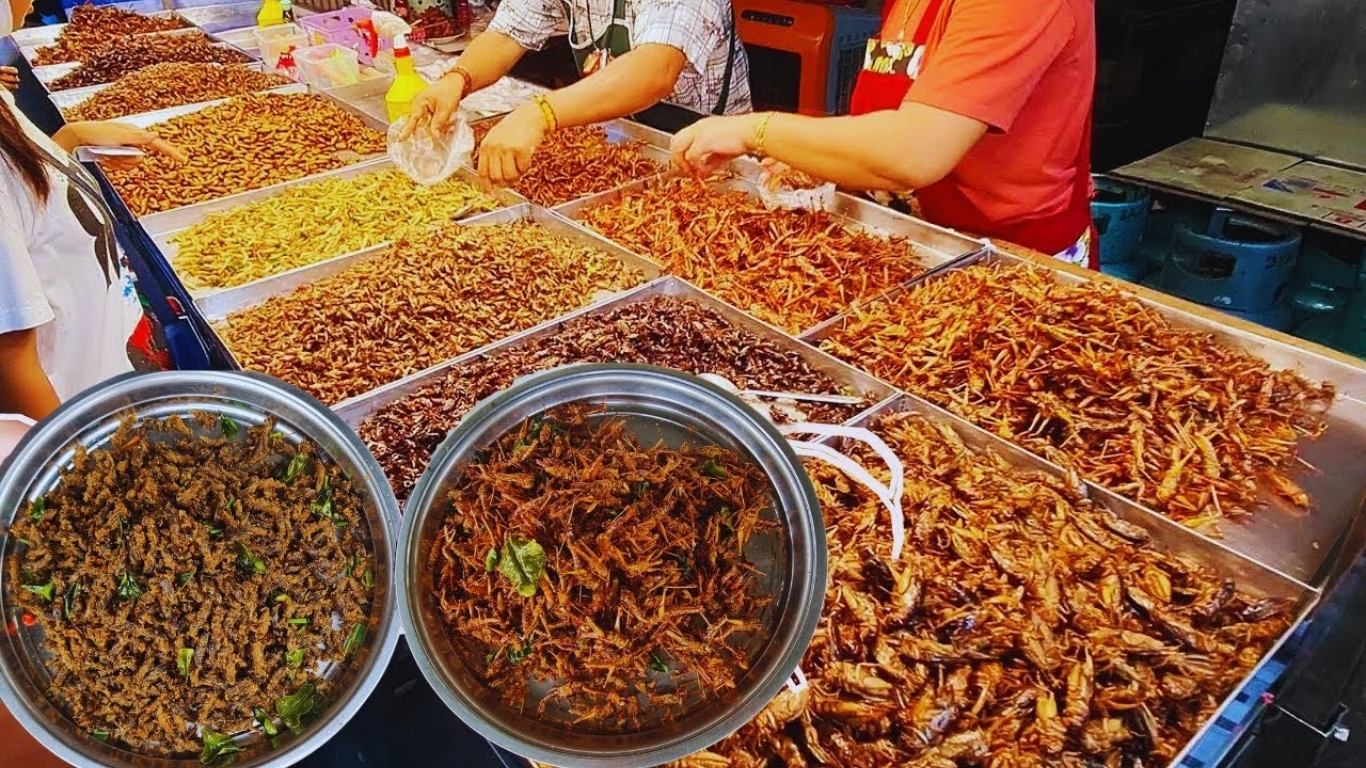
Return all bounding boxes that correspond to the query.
[299,7,390,65]
[253,23,308,68]
[295,43,362,89]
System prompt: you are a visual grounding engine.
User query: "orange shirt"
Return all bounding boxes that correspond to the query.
[866,0,1096,242]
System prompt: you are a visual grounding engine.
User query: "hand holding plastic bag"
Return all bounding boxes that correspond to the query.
[387,114,475,186]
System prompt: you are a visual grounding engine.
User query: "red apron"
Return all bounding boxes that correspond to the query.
[848,0,1098,268]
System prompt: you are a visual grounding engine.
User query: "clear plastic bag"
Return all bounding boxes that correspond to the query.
[755,162,836,212]
[386,115,475,186]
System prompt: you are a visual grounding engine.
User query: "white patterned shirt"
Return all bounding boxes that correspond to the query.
[488,0,752,115]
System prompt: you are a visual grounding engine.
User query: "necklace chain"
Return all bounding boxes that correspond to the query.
[894,0,926,43]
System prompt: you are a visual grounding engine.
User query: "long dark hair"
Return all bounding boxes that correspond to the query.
[0,98,51,201]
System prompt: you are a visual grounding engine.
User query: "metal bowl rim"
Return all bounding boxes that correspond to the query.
[397,362,827,767]
[0,370,402,768]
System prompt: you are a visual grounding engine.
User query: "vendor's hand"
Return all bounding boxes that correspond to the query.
[1,66,18,92]
[399,74,467,141]
[670,114,759,177]
[61,121,189,168]
[476,104,544,186]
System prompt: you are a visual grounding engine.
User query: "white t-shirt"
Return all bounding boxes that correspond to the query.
[0,93,142,400]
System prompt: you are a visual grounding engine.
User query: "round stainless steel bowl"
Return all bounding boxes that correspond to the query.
[399,363,827,767]
[0,371,402,768]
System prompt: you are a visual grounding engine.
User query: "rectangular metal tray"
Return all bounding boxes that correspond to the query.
[836,393,1318,768]
[13,10,194,61]
[179,2,264,33]
[30,38,256,92]
[198,203,664,370]
[145,162,523,298]
[818,246,1366,586]
[91,84,390,219]
[46,60,282,117]
[553,174,983,268]
[210,25,260,53]
[550,174,986,335]
[324,77,392,125]
[331,274,898,426]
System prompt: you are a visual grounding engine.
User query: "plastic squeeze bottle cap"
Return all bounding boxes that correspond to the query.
[385,33,426,121]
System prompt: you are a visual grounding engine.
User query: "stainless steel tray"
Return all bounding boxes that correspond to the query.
[93,84,390,219]
[31,38,256,92]
[330,275,897,427]
[836,392,1317,768]
[822,247,1366,585]
[180,2,264,33]
[47,61,283,117]
[146,162,522,299]
[14,10,194,62]
[554,174,983,269]
[199,203,663,369]
[325,77,392,125]
[550,174,986,335]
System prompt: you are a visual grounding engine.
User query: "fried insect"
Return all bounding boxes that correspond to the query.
[432,406,778,732]
[823,262,1335,526]
[472,123,660,205]
[6,413,374,757]
[577,177,928,334]
[358,296,871,503]
[675,411,1293,767]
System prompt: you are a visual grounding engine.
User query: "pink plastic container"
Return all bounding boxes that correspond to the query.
[298,7,391,65]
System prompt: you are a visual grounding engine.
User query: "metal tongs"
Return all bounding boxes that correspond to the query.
[698,373,863,406]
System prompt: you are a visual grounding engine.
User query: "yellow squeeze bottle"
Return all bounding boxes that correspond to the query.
[256,0,285,27]
[385,34,427,123]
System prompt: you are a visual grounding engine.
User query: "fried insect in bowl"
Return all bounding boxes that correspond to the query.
[0,371,400,768]
[400,364,826,767]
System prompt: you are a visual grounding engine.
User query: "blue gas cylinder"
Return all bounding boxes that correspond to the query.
[1334,247,1366,358]
[1155,209,1301,312]
[1091,177,1150,267]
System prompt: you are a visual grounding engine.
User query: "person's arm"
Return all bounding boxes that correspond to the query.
[402,0,559,138]
[51,120,188,167]
[540,44,685,128]
[0,328,60,420]
[673,105,986,191]
[403,30,528,138]
[476,45,686,183]
[672,0,1072,191]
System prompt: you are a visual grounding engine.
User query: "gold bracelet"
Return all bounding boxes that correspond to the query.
[753,112,774,158]
[444,66,474,96]
[532,94,559,133]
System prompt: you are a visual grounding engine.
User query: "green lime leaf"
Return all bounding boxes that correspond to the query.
[276,682,323,735]
[253,707,279,738]
[498,536,545,598]
[23,579,56,602]
[199,728,240,766]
